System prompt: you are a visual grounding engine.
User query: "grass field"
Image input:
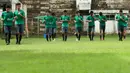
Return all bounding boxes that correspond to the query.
[0,36,130,73]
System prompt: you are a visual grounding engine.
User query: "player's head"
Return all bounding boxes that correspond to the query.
[16,3,21,10]
[52,12,55,16]
[90,11,94,16]
[99,12,103,16]
[119,9,123,15]
[46,10,51,15]
[63,10,67,15]
[76,11,80,16]
[6,5,11,12]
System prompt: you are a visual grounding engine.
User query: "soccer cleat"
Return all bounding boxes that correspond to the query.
[6,41,10,45]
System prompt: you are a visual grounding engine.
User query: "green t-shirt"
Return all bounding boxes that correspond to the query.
[86,15,95,26]
[44,15,53,28]
[60,15,70,27]
[52,16,57,28]
[1,11,14,26]
[99,15,107,25]
[14,10,25,25]
[74,15,83,27]
[124,15,128,27]
[116,14,126,27]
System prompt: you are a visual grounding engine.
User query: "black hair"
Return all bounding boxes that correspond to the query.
[90,11,94,14]
[64,10,67,13]
[6,5,11,8]
[120,9,123,13]
[16,3,21,6]
[52,13,55,16]
[99,12,103,16]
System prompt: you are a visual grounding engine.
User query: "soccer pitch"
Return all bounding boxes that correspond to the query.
[0,36,130,73]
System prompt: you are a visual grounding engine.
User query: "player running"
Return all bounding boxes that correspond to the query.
[42,11,53,41]
[98,12,107,40]
[74,11,83,41]
[116,10,126,41]
[86,11,96,41]
[51,13,57,41]
[1,5,14,45]
[14,3,25,44]
[60,10,70,41]
[123,13,128,39]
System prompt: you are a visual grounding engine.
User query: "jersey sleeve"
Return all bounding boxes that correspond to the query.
[14,11,16,17]
[1,12,4,20]
[81,16,83,20]
[116,14,119,20]
[60,16,62,20]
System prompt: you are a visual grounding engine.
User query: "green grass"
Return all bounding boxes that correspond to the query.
[0,36,130,73]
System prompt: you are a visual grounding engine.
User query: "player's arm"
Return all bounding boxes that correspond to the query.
[102,16,107,22]
[60,16,64,22]
[13,12,18,22]
[80,16,83,22]
[74,16,76,23]
[1,12,6,21]
[115,15,120,21]
[7,12,14,21]
[125,16,129,23]
[93,15,97,21]
[19,11,25,19]
[1,13,4,21]
[86,16,92,22]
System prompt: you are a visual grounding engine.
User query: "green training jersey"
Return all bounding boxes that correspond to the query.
[60,15,70,27]
[14,10,25,25]
[1,11,14,26]
[98,15,107,25]
[124,15,128,27]
[116,14,126,27]
[86,15,95,26]
[52,16,57,28]
[44,15,53,28]
[74,15,83,28]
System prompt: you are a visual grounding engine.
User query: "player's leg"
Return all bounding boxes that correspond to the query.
[8,26,12,44]
[52,28,56,41]
[78,27,82,41]
[118,26,122,41]
[123,27,127,39]
[88,26,92,41]
[62,27,65,41]
[75,27,79,41]
[51,28,54,40]
[91,26,95,41]
[103,25,106,40]
[53,28,56,41]
[64,27,68,41]
[48,28,52,41]
[16,25,19,44]
[19,24,24,44]
[4,26,8,45]
[100,25,103,40]
[46,28,49,41]
[120,27,124,41]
